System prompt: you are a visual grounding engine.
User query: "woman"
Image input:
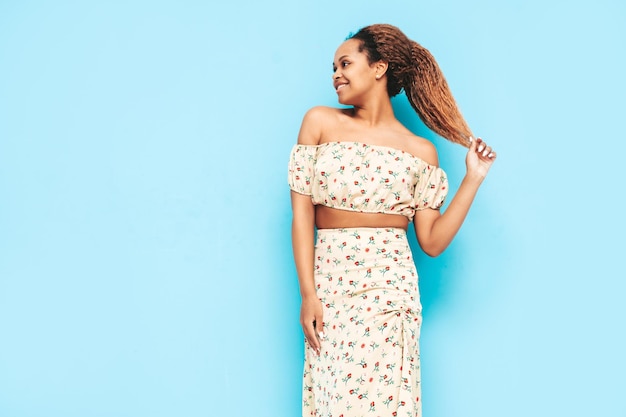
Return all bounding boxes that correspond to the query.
[288,24,496,416]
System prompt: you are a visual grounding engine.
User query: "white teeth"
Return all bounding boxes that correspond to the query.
[336,84,347,90]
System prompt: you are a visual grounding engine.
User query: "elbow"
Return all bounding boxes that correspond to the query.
[420,242,446,258]
[415,221,451,257]
[423,248,443,258]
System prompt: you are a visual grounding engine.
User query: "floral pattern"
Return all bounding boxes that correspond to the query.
[289,141,449,416]
[304,228,423,417]
[288,142,448,221]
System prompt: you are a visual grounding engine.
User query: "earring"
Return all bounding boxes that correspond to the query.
[376,75,381,79]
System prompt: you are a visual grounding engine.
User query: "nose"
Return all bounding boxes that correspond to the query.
[332,68,341,80]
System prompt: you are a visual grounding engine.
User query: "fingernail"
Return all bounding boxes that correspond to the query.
[478,145,484,152]
[468,136,473,143]
[318,332,325,340]
[488,152,494,158]
[482,150,489,157]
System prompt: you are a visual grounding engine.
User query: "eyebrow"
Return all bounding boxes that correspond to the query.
[333,55,349,66]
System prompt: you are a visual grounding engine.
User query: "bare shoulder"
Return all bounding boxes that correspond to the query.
[297,106,345,145]
[405,134,439,166]
[304,105,344,119]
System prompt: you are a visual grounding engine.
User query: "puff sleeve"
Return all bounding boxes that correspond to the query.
[413,165,448,210]
[288,144,318,196]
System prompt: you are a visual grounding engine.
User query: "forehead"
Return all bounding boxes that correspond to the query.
[333,39,363,62]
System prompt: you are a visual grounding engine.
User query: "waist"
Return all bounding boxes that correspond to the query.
[315,205,409,230]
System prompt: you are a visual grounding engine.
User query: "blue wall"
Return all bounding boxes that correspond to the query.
[1,1,625,416]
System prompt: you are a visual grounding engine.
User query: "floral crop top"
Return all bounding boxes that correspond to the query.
[288,141,448,222]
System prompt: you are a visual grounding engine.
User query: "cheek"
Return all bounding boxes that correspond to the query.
[358,67,375,80]
[348,69,369,84]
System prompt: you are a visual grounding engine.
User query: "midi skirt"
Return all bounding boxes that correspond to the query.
[303,227,423,417]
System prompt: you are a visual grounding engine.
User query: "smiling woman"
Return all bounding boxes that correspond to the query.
[288,24,497,416]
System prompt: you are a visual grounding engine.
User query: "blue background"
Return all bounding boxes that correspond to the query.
[1,1,625,416]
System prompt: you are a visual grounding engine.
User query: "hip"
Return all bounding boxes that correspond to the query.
[314,227,419,303]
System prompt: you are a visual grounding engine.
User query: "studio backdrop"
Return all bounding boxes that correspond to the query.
[1,1,625,416]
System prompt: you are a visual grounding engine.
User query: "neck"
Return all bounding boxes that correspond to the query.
[351,95,395,126]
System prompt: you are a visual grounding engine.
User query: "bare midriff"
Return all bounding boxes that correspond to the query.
[315,205,409,230]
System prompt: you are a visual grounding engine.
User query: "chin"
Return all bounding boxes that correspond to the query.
[337,96,354,106]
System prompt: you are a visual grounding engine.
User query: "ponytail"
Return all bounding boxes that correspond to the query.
[404,41,473,146]
[350,24,473,147]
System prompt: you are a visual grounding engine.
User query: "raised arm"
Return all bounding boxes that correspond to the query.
[413,137,496,257]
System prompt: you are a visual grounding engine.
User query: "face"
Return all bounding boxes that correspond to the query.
[332,39,380,105]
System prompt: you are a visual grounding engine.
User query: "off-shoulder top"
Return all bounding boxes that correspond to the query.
[288,141,448,222]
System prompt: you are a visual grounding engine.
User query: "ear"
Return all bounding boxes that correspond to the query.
[374,61,388,79]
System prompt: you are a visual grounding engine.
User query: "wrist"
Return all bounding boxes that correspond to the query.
[463,171,485,186]
[300,289,318,300]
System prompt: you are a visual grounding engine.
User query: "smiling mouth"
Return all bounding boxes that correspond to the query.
[335,84,348,91]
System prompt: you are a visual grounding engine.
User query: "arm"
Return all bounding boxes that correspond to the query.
[290,107,327,355]
[414,137,496,257]
[291,191,323,354]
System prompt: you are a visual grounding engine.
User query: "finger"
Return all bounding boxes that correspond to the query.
[304,336,319,357]
[480,146,492,158]
[476,137,486,154]
[303,320,320,354]
[468,135,477,151]
[315,316,325,343]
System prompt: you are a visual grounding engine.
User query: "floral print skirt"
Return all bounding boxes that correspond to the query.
[304,227,423,417]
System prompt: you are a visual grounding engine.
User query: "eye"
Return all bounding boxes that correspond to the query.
[332,61,350,73]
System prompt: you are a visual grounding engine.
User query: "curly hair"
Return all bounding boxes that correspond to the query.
[349,24,473,146]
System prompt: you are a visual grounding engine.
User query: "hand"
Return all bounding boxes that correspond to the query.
[466,136,497,179]
[300,295,324,356]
